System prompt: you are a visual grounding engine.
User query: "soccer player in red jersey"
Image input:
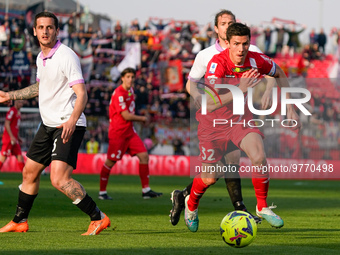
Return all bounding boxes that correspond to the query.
[184,23,300,231]
[170,9,271,227]
[0,100,25,174]
[98,68,162,200]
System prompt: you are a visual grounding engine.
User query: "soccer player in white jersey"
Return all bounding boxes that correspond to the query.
[0,12,110,235]
[170,10,275,228]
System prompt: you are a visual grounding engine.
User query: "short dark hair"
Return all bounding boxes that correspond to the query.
[34,11,59,29]
[226,22,251,42]
[121,67,136,78]
[214,9,236,27]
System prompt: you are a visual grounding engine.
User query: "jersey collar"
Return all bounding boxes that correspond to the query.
[215,39,224,52]
[40,40,62,66]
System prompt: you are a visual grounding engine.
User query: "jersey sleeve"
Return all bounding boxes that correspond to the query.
[63,48,85,87]
[204,55,225,85]
[6,108,14,121]
[255,53,276,76]
[112,90,128,114]
[188,51,206,81]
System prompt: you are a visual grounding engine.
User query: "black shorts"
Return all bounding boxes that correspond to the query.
[226,141,239,153]
[26,123,86,169]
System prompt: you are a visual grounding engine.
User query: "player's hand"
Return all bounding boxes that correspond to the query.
[239,69,261,93]
[261,88,273,109]
[0,91,10,104]
[56,121,76,144]
[143,115,149,123]
[141,113,150,124]
[10,137,17,145]
[287,107,301,131]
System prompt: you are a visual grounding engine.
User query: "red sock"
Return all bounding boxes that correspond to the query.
[187,174,209,211]
[139,163,149,189]
[99,164,111,192]
[252,165,269,211]
[0,161,3,171]
[17,161,25,172]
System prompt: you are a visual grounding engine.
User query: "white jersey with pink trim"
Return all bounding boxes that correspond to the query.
[188,40,262,81]
[36,41,86,127]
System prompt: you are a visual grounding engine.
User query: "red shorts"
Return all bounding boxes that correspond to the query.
[107,132,147,161]
[198,124,263,163]
[0,141,22,157]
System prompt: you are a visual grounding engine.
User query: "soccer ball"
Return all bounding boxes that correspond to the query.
[220,210,257,248]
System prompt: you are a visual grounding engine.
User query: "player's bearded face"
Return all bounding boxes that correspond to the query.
[214,14,235,42]
[34,17,59,48]
[227,35,250,65]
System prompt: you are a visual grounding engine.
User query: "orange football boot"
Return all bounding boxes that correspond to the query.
[0,221,29,232]
[81,214,110,235]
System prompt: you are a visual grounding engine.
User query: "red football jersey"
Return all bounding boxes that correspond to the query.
[197,49,276,140]
[2,106,21,142]
[108,85,136,138]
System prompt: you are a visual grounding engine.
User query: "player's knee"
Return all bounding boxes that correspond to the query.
[202,177,217,186]
[105,159,115,168]
[22,168,39,184]
[137,152,149,163]
[50,177,71,191]
[249,152,266,166]
[50,176,61,189]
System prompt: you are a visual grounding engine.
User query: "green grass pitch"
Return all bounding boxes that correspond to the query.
[0,173,340,255]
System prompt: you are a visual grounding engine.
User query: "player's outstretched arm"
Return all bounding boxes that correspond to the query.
[121,110,147,122]
[0,83,39,103]
[4,119,16,145]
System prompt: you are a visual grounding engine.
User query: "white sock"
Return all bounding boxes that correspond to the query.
[142,187,151,193]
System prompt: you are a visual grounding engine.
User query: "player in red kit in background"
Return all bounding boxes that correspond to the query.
[0,100,25,176]
[99,67,162,200]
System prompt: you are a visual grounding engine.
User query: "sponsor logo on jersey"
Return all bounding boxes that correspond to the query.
[120,102,126,109]
[232,67,251,73]
[225,75,235,78]
[209,62,218,74]
[207,75,218,84]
